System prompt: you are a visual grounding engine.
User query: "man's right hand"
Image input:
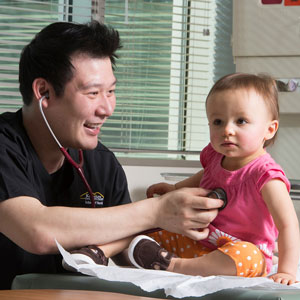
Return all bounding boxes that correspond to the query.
[153,187,224,241]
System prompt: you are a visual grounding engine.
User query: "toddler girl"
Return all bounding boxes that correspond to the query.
[128,73,299,285]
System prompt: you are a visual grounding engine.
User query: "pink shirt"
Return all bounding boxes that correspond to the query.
[198,143,290,272]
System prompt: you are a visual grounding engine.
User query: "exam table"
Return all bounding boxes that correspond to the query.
[11,180,300,299]
[11,273,300,300]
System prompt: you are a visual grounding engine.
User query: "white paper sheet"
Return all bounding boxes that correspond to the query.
[56,240,300,298]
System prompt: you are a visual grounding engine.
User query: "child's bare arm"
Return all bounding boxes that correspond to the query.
[146,169,204,198]
[146,182,176,198]
[175,169,204,189]
[262,179,300,285]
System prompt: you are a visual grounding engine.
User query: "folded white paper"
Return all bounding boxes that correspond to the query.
[56,240,300,298]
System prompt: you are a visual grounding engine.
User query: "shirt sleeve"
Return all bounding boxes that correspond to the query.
[111,162,132,206]
[97,147,132,207]
[200,143,215,169]
[0,146,39,201]
[256,163,290,193]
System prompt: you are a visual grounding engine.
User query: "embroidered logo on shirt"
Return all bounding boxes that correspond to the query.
[80,191,104,206]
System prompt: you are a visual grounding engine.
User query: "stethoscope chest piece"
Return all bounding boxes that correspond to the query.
[207,188,227,210]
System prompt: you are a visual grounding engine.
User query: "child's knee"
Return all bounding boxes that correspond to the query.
[218,241,267,277]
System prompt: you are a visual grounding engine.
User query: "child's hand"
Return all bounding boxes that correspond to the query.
[269,272,297,285]
[146,183,176,198]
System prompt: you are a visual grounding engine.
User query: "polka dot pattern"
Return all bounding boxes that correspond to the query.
[219,241,267,277]
[149,230,211,259]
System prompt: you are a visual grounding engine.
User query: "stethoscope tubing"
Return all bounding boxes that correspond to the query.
[39,95,95,208]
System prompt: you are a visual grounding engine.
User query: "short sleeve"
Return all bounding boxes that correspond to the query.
[257,166,290,193]
[0,145,39,201]
[200,143,215,168]
[111,161,132,206]
[88,144,132,208]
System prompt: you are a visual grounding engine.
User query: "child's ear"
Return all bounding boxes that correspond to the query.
[265,120,279,141]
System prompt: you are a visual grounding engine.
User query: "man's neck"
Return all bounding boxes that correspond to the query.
[22,105,65,174]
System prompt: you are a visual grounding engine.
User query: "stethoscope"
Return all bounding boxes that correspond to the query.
[39,94,95,208]
[38,94,228,228]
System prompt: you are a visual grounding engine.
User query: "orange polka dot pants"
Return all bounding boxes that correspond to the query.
[148,230,267,277]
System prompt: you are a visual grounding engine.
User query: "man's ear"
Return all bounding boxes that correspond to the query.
[32,78,50,103]
[265,120,279,141]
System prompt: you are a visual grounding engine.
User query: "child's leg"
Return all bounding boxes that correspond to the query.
[149,230,234,275]
[63,236,133,270]
[218,241,267,277]
[169,248,236,276]
[129,233,235,276]
[137,231,267,277]
[98,236,133,258]
[170,241,267,277]
[148,230,212,258]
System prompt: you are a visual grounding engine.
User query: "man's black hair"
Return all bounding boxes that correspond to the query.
[19,21,121,105]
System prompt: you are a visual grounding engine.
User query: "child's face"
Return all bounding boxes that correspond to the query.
[206,88,278,162]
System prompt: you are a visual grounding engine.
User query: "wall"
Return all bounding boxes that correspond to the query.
[120,159,201,202]
[233,0,300,180]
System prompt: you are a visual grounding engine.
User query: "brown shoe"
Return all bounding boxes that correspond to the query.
[128,235,176,270]
[62,245,108,272]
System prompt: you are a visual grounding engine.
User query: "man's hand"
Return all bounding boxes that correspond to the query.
[153,187,224,240]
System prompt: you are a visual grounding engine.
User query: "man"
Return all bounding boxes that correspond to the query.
[0,21,223,289]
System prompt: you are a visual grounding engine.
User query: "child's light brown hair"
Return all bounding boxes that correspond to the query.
[206,73,279,147]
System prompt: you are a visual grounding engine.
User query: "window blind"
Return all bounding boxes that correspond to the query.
[0,0,92,112]
[102,0,235,159]
[0,0,234,161]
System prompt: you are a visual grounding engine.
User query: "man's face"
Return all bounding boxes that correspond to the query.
[45,55,116,150]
